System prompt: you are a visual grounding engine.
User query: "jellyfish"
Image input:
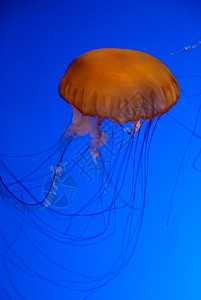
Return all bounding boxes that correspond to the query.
[170,36,201,55]
[0,49,180,299]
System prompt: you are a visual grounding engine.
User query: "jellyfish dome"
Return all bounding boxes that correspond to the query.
[59,48,180,122]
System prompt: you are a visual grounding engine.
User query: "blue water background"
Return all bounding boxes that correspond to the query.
[1,0,201,299]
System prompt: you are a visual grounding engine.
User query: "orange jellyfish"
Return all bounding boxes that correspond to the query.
[0,48,180,298]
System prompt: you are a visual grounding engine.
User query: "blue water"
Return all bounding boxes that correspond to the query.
[1,0,201,299]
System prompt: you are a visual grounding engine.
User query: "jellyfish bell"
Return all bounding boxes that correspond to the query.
[59,48,180,122]
[59,48,180,158]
